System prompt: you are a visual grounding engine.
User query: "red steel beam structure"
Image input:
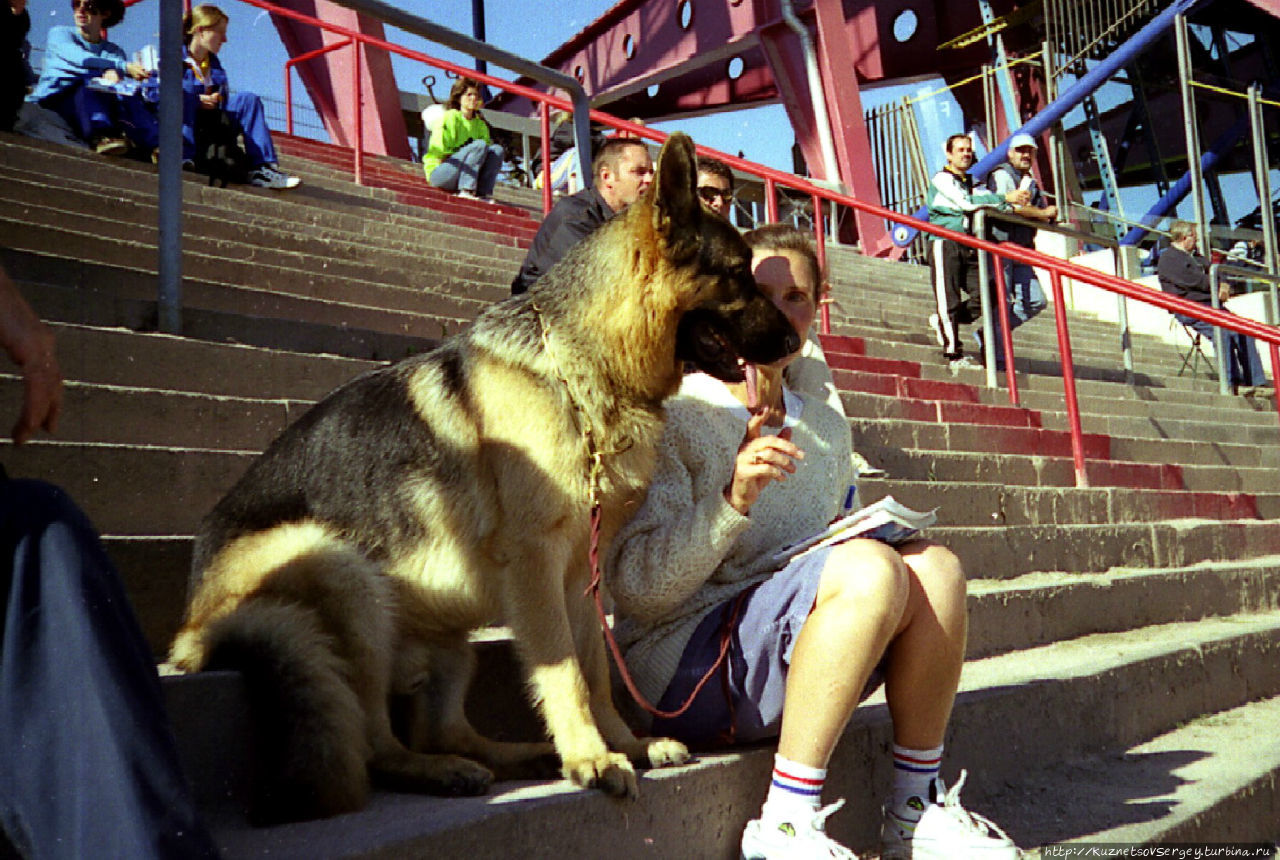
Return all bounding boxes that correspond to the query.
[269,0,411,159]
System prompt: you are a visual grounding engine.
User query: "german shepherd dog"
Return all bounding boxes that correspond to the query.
[169,133,800,824]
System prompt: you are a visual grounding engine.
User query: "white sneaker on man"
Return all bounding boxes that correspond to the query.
[881,771,1021,859]
[741,799,860,859]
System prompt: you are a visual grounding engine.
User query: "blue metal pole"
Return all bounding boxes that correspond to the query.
[1118,116,1250,246]
[157,0,183,333]
[893,0,1209,246]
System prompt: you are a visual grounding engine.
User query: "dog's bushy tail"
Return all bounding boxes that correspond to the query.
[172,524,389,824]
[203,600,371,824]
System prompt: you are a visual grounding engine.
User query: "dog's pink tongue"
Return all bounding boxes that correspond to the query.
[743,362,759,412]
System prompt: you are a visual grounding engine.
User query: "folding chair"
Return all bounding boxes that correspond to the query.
[1171,317,1217,379]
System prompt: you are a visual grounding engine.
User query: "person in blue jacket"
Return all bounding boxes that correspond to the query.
[28,0,154,155]
[183,4,299,189]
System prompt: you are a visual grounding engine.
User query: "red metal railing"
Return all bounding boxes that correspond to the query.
[155,0,1280,484]
[283,40,351,138]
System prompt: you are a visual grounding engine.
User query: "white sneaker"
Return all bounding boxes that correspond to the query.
[248,164,301,190]
[948,355,978,375]
[741,800,860,859]
[881,771,1021,859]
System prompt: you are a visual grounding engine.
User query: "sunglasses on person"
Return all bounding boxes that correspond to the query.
[697,186,731,204]
[72,0,102,13]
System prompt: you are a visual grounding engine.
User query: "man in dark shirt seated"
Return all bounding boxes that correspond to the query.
[511,137,653,295]
[1156,220,1271,396]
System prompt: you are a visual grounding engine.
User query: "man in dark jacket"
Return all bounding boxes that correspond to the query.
[1157,220,1270,394]
[511,137,653,295]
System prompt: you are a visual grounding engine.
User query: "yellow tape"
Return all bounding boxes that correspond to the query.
[1188,79,1280,109]
[902,56,1042,107]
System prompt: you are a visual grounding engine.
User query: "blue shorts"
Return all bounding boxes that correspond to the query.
[651,546,887,747]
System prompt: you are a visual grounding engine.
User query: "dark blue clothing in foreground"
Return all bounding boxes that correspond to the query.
[0,477,218,860]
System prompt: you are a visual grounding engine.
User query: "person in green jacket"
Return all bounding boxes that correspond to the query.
[422,77,505,200]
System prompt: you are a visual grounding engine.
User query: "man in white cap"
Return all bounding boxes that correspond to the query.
[980,132,1058,368]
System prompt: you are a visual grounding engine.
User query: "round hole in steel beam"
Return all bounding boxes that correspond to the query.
[727,56,745,80]
[647,83,660,98]
[892,9,918,43]
[677,0,693,28]
[623,34,636,60]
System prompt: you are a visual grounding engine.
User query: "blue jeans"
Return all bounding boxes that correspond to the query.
[39,76,158,150]
[982,259,1048,368]
[429,138,504,196]
[181,90,277,167]
[1177,313,1268,387]
[0,478,219,860]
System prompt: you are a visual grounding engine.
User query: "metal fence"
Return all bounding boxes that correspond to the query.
[1044,0,1165,72]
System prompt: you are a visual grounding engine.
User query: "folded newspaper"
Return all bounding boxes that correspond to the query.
[769,495,937,567]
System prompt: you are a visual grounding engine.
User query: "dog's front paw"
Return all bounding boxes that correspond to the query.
[562,750,638,799]
[638,737,689,769]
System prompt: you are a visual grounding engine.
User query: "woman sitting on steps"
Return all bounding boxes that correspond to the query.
[422,76,505,201]
[182,4,299,190]
[29,0,153,155]
[607,225,1023,860]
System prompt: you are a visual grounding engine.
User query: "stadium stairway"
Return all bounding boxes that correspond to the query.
[0,130,1277,857]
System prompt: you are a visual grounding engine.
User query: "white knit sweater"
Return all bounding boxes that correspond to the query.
[606,363,853,722]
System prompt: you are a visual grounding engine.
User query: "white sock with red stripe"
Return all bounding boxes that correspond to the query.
[760,754,825,826]
[890,743,944,821]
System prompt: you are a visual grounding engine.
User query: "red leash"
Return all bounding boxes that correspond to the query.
[586,503,741,721]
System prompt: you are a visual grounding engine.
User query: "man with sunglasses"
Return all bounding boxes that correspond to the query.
[696,157,735,220]
[29,0,153,154]
[511,137,653,295]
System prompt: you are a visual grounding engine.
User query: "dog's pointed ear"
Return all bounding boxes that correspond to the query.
[651,132,701,257]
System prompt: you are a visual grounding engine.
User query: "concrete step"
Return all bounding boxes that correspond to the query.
[835,380,1280,448]
[0,215,490,327]
[862,443,1279,493]
[857,478,1278,525]
[0,131,539,251]
[44,322,375,399]
[0,375,304,450]
[175,611,1280,857]
[928,520,1280,580]
[4,249,447,360]
[850,416,1280,473]
[966,556,1280,658]
[977,694,1280,849]
[0,160,529,280]
[0,441,252,535]
[2,185,516,297]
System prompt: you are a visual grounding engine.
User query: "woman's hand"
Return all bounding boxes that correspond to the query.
[198,92,221,109]
[723,411,804,515]
[125,62,149,81]
[100,69,121,84]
